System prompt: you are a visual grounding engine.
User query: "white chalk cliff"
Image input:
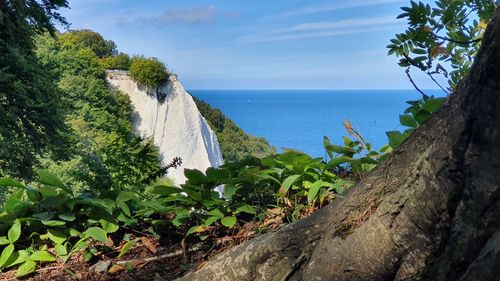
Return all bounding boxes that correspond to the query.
[106,70,224,185]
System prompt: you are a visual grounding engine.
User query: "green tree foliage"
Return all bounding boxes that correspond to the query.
[193,97,276,161]
[388,0,497,92]
[99,52,131,70]
[129,56,169,88]
[59,30,117,58]
[0,0,69,179]
[35,34,165,192]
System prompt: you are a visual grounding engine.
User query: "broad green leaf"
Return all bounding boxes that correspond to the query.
[38,170,73,196]
[41,220,66,226]
[207,209,224,219]
[399,114,418,128]
[223,184,237,200]
[99,219,119,233]
[117,200,131,217]
[325,156,351,170]
[84,227,107,243]
[150,185,183,197]
[0,244,14,267]
[4,250,28,268]
[30,250,56,262]
[307,180,323,203]
[386,131,408,149]
[58,212,76,222]
[15,260,36,277]
[203,216,219,226]
[118,239,139,258]
[0,236,9,245]
[281,175,301,193]
[184,169,207,185]
[0,178,25,189]
[8,219,21,243]
[47,229,67,245]
[220,216,237,228]
[422,97,446,112]
[55,244,68,256]
[325,145,356,155]
[235,205,256,215]
[116,191,137,202]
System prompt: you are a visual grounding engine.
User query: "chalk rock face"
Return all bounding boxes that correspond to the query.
[106,70,224,185]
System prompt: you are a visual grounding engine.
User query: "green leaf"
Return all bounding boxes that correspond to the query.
[4,250,29,268]
[55,244,68,256]
[150,185,183,197]
[47,229,67,245]
[323,136,333,159]
[99,219,119,233]
[8,219,21,243]
[422,97,446,112]
[38,171,73,196]
[207,209,224,219]
[223,184,237,200]
[386,131,408,149]
[281,175,301,193]
[15,260,36,278]
[0,178,25,189]
[116,191,137,202]
[84,227,107,244]
[58,212,76,222]
[184,169,207,185]
[41,220,66,226]
[307,180,323,203]
[235,205,256,215]
[117,200,131,217]
[325,156,351,170]
[30,250,56,262]
[0,244,15,267]
[118,239,139,258]
[399,114,418,128]
[325,145,356,156]
[203,216,219,226]
[220,216,237,228]
[0,237,10,245]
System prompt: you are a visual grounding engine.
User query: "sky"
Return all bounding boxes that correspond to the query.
[60,0,440,90]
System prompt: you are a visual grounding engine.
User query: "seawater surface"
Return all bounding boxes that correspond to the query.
[189,89,443,157]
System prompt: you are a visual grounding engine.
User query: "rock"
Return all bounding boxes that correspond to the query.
[106,70,224,185]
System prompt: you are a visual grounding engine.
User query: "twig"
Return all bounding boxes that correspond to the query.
[116,243,203,265]
[426,72,451,95]
[405,68,429,98]
[434,34,481,45]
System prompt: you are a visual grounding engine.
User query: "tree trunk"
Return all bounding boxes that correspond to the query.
[179,8,500,281]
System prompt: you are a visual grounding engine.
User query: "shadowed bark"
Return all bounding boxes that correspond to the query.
[179,8,500,281]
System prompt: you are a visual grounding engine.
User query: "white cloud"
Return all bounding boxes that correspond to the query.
[240,16,401,43]
[123,6,218,26]
[278,0,404,18]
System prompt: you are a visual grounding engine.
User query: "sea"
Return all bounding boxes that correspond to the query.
[189,89,444,158]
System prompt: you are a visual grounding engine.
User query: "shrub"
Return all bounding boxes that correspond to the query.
[99,53,131,70]
[129,57,169,88]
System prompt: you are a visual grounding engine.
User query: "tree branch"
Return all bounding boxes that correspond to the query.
[405,68,429,98]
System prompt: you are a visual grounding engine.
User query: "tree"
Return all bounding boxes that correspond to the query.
[59,30,118,58]
[388,0,497,94]
[129,56,170,89]
[178,8,500,281]
[0,0,69,179]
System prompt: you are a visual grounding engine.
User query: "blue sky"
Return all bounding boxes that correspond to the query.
[61,0,438,89]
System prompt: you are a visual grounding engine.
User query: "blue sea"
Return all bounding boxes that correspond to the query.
[189,90,443,157]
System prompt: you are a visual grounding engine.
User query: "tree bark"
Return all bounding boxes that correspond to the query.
[179,8,500,281]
